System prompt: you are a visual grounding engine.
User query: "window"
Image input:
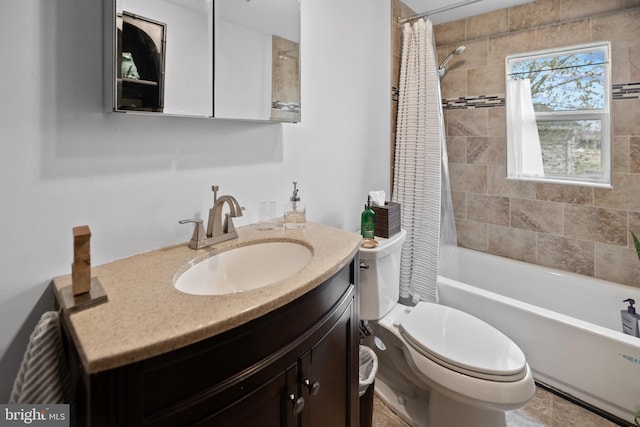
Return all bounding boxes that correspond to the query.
[506,42,611,187]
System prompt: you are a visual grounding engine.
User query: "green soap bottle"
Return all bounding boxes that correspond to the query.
[361,196,376,239]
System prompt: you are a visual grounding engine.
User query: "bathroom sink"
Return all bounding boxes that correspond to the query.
[174,242,313,295]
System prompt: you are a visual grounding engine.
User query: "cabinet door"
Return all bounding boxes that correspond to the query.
[300,300,357,427]
[193,365,294,427]
[285,362,304,427]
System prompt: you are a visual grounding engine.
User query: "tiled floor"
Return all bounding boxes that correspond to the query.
[371,386,622,427]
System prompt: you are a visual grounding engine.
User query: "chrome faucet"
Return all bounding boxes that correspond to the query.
[179,185,244,249]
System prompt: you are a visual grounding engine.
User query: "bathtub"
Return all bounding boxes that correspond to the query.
[437,245,640,424]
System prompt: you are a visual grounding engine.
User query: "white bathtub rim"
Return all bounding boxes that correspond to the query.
[437,274,640,348]
[439,245,640,317]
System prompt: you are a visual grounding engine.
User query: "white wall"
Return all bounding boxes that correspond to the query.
[0,0,391,401]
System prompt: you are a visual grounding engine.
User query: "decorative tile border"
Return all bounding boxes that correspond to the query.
[612,82,640,100]
[392,86,400,102]
[436,82,640,110]
[442,95,505,110]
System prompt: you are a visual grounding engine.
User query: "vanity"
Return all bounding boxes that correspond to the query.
[53,222,361,426]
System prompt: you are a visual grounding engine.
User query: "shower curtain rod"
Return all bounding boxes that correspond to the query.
[398,0,483,24]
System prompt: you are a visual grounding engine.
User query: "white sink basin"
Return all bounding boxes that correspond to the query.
[174,242,313,295]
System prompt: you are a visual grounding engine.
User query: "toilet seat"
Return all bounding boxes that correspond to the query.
[399,302,527,382]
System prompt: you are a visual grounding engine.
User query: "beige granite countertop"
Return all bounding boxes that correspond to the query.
[53,222,361,374]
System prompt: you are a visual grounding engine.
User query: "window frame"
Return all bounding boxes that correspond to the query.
[505,41,612,188]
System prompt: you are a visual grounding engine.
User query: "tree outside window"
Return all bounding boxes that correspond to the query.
[506,42,611,186]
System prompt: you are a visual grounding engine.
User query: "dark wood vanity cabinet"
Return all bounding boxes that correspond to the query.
[65,257,359,427]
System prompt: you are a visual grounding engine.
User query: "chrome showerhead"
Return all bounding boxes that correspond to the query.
[438,45,466,79]
[278,49,299,61]
[452,45,466,55]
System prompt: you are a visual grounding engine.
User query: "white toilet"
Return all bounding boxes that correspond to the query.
[359,229,535,427]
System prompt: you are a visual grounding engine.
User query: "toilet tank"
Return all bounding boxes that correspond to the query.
[358,229,407,320]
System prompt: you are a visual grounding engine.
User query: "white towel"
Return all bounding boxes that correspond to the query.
[9,311,74,404]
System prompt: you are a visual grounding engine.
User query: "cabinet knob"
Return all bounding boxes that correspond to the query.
[289,394,305,415]
[303,379,320,397]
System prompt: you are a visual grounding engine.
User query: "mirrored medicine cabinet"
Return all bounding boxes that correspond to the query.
[104,0,301,122]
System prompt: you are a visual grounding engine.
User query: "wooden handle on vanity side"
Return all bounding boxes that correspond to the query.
[72,225,92,296]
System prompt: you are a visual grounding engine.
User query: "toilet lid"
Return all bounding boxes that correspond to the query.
[399,302,527,382]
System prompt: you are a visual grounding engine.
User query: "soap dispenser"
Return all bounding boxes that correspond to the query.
[284,181,306,229]
[361,196,375,240]
[621,298,640,337]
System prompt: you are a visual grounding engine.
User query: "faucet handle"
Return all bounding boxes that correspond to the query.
[211,185,219,204]
[179,219,206,249]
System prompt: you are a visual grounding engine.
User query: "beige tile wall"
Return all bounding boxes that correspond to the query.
[430,0,640,287]
[271,35,300,122]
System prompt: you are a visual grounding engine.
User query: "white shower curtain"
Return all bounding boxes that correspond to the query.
[392,18,444,303]
[506,78,545,177]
